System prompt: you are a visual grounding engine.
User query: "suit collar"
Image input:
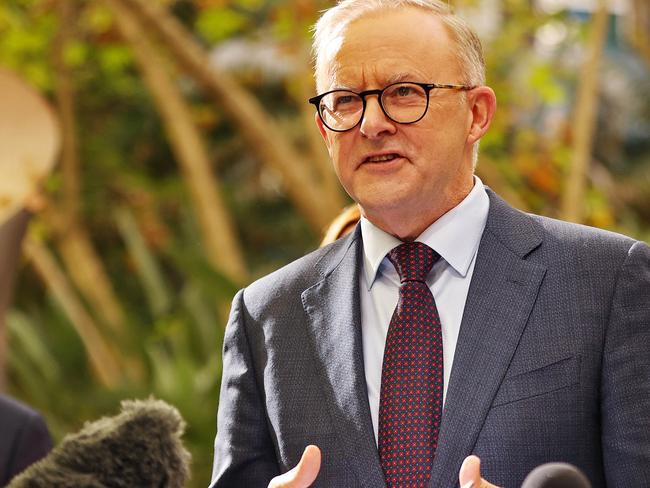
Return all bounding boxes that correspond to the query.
[482,187,543,258]
[360,177,490,290]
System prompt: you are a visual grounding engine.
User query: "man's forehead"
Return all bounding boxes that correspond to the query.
[316,7,455,91]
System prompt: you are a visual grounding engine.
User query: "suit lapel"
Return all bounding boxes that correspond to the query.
[430,191,547,487]
[301,229,386,488]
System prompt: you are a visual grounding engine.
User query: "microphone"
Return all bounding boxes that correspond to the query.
[8,398,190,488]
[521,462,591,488]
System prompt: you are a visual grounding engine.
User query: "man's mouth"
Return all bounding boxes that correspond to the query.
[365,153,401,163]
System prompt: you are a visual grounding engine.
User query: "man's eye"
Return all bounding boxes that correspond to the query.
[335,95,355,105]
[396,86,413,97]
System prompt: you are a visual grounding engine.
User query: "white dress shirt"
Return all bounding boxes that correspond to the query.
[359,176,490,443]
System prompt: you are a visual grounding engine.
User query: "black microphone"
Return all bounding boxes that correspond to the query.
[521,462,591,488]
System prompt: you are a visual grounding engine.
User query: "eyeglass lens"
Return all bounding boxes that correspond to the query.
[319,82,428,131]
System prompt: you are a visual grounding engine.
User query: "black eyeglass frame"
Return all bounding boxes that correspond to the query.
[308,81,476,132]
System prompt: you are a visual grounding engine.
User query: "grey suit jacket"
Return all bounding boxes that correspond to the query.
[211,190,650,487]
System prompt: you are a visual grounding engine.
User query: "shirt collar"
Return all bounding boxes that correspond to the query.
[360,176,490,290]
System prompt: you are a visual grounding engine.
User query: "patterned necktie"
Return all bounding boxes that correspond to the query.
[378,241,443,487]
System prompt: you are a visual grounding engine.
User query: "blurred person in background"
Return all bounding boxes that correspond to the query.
[0,394,52,487]
[320,204,361,247]
[210,0,650,487]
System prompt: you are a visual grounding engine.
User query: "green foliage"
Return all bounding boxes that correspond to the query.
[528,63,565,104]
[0,1,57,89]
[195,7,248,43]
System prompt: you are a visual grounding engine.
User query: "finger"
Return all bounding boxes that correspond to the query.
[268,445,322,488]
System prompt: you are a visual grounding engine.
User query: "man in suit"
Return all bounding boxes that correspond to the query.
[211,1,650,486]
[0,394,52,486]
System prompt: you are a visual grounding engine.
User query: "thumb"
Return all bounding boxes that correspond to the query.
[292,445,321,486]
[459,455,501,488]
[269,445,321,488]
[459,455,482,488]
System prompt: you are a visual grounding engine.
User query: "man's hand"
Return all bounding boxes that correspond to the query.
[459,455,501,488]
[268,445,321,488]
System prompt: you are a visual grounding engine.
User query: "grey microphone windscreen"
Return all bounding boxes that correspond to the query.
[8,397,190,488]
[521,462,591,488]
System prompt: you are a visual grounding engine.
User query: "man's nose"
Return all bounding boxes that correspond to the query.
[359,97,396,138]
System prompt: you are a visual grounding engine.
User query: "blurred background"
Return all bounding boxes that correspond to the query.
[0,0,648,486]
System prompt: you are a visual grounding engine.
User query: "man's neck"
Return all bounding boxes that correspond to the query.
[362,181,475,241]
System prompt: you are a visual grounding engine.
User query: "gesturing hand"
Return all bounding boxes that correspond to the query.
[268,445,321,488]
[459,455,501,488]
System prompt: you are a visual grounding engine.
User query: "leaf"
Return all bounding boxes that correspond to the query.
[63,40,89,67]
[6,309,61,382]
[529,64,565,103]
[99,44,134,74]
[195,7,247,44]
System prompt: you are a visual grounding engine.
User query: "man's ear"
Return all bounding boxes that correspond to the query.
[466,86,496,146]
[315,111,331,149]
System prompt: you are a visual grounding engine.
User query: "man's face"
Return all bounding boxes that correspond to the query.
[316,7,483,237]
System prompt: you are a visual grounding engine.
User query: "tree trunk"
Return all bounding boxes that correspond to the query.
[23,238,124,389]
[109,0,345,233]
[631,0,650,69]
[104,0,248,284]
[560,2,608,223]
[52,0,129,338]
[0,210,30,391]
[56,225,131,337]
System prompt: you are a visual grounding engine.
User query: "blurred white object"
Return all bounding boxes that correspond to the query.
[0,69,60,226]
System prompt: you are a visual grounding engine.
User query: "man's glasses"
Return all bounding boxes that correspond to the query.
[308,81,475,132]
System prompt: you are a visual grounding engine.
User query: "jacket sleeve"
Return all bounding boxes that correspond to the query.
[601,240,650,487]
[210,289,280,488]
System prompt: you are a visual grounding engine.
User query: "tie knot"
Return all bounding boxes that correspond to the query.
[387,242,439,283]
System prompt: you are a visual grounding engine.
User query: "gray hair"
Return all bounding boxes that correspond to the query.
[312,0,486,92]
[312,0,486,167]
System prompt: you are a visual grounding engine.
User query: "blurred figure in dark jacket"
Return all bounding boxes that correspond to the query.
[0,394,52,487]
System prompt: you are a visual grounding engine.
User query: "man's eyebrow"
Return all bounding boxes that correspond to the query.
[328,80,358,91]
[386,73,417,84]
[327,73,419,91]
